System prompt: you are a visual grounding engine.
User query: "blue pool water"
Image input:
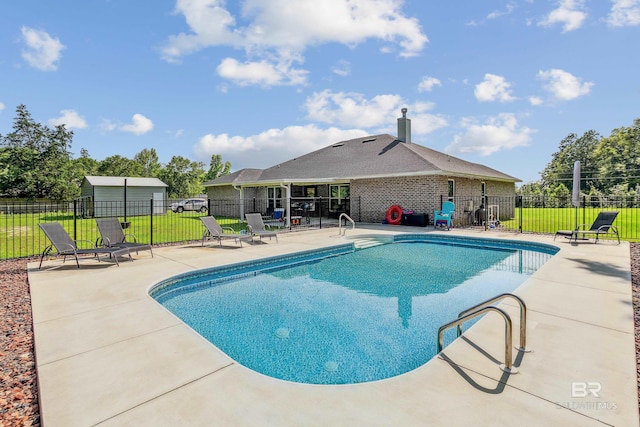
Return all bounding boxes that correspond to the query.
[151,235,557,385]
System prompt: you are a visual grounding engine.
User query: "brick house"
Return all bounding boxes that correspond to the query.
[203,110,520,226]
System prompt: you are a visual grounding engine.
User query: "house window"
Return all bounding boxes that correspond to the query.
[267,187,283,212]
[481,182,486,203]
[329,184,349,211]
[447,180,455,201]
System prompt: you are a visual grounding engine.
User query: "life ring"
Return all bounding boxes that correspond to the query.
[386,205,403,225]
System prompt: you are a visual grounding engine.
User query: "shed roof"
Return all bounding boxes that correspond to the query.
[83,176,168,187]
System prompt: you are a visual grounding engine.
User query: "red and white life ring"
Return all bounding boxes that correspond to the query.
[385,205,403,225]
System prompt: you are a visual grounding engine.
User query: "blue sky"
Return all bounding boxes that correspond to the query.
[1,1,638,184]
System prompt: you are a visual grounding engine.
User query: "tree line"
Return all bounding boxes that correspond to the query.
[0,105,231,200]
[518,118,640,203]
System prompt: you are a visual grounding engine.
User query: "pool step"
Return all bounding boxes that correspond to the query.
[352,236,393,249]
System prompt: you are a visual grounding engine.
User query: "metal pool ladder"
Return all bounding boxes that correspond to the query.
[338,213,355,236]
[437,293,528,374]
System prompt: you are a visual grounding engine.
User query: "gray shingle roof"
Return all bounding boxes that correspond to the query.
[202,169,263,187]
[83,176,168,187]
[205,134,519,186]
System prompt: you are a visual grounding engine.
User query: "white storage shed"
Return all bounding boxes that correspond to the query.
[79,176,168,218]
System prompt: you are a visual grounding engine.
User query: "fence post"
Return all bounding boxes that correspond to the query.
[150,199,154,246]
[518,195,523,233]
[319,196,323,229]
[73,199,78,241]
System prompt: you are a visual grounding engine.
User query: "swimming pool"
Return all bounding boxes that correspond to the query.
[150,234,557,385]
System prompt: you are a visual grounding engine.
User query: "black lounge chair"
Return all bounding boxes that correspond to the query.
[200,216,252,247]
[95,218,153,257]
[38,222,131,269]
[245,213,278,242]
[554,211,620,244]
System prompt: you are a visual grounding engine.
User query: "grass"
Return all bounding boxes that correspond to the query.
[499,207,639,242]
[0,211,247,259]
[2,206,638,259]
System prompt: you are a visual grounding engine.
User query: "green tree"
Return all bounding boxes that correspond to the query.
[70,148,99,188]
[204,154,231,181]
[593,118,640,191]
[97,155,143,177]
[134,148,161,177]
[0,104,76,199]
[158,156,205,197]
[540,130,601,193]
[552,183,571,207]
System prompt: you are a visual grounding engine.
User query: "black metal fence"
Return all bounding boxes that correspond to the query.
[0,197,360,260]
[445,194,639,242]
[1,194,636,260]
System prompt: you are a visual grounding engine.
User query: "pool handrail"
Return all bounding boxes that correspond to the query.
[457,293,529,352]
[437,305,518,374]
[338,213,355,236]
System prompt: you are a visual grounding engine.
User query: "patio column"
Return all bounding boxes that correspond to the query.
[280,183,291,227]
[234,185,244,220]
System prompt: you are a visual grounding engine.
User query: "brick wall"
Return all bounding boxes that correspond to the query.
[208,177,516,225]
[351,175,516,224]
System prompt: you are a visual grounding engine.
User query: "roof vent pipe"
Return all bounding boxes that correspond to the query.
[397,108,411,143]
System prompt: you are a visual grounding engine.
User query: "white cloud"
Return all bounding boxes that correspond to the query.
[528,96,544,106]
[417,76,442,92]
[0,102,5,112]
[487,3,516,19]
[216,57,308,86]
[193,125,369,169]
[162,0,428,86]
[303,90,447,135]
[20,27,65,71]
[99,119,117,133]
[48,109,88,129]
[474,74,515,102]
[537,68,593,100]
[331,60,351,77]
[538,0,587,32]
[608,0,640,26]
[445,113,535,156]
[119,114,154,135]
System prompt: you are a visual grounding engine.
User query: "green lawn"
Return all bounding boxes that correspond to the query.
[499,207,638,242]
[2,206,637,259]
[0,211,247,259]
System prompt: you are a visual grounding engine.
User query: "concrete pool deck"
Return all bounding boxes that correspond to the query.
[28,226,638,426]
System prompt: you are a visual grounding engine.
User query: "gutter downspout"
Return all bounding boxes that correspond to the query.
[280,182,291,227]
[233,185,245,221]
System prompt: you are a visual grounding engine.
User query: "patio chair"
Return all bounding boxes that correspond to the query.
[200,216,252,247]
[554,211,620,244]
[95,218,153,257]
[434,201,455,230]
[38,222,131,269]
[245,213,279,242]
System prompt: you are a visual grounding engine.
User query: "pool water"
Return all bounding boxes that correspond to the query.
[152,237,555,385]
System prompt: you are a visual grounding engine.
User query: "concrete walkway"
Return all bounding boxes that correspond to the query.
[28,226,638,426]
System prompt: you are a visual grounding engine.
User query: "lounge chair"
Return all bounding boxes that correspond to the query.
[434,201,455,230]
[201,216,252,247]
[245,213,278,242]
[38,222,131,269]
[95,218,153,257]
[554,211,620,244]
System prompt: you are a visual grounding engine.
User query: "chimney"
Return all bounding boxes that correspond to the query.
[397,108,411,143]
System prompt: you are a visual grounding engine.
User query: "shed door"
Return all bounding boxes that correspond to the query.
[153,192,164,215]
